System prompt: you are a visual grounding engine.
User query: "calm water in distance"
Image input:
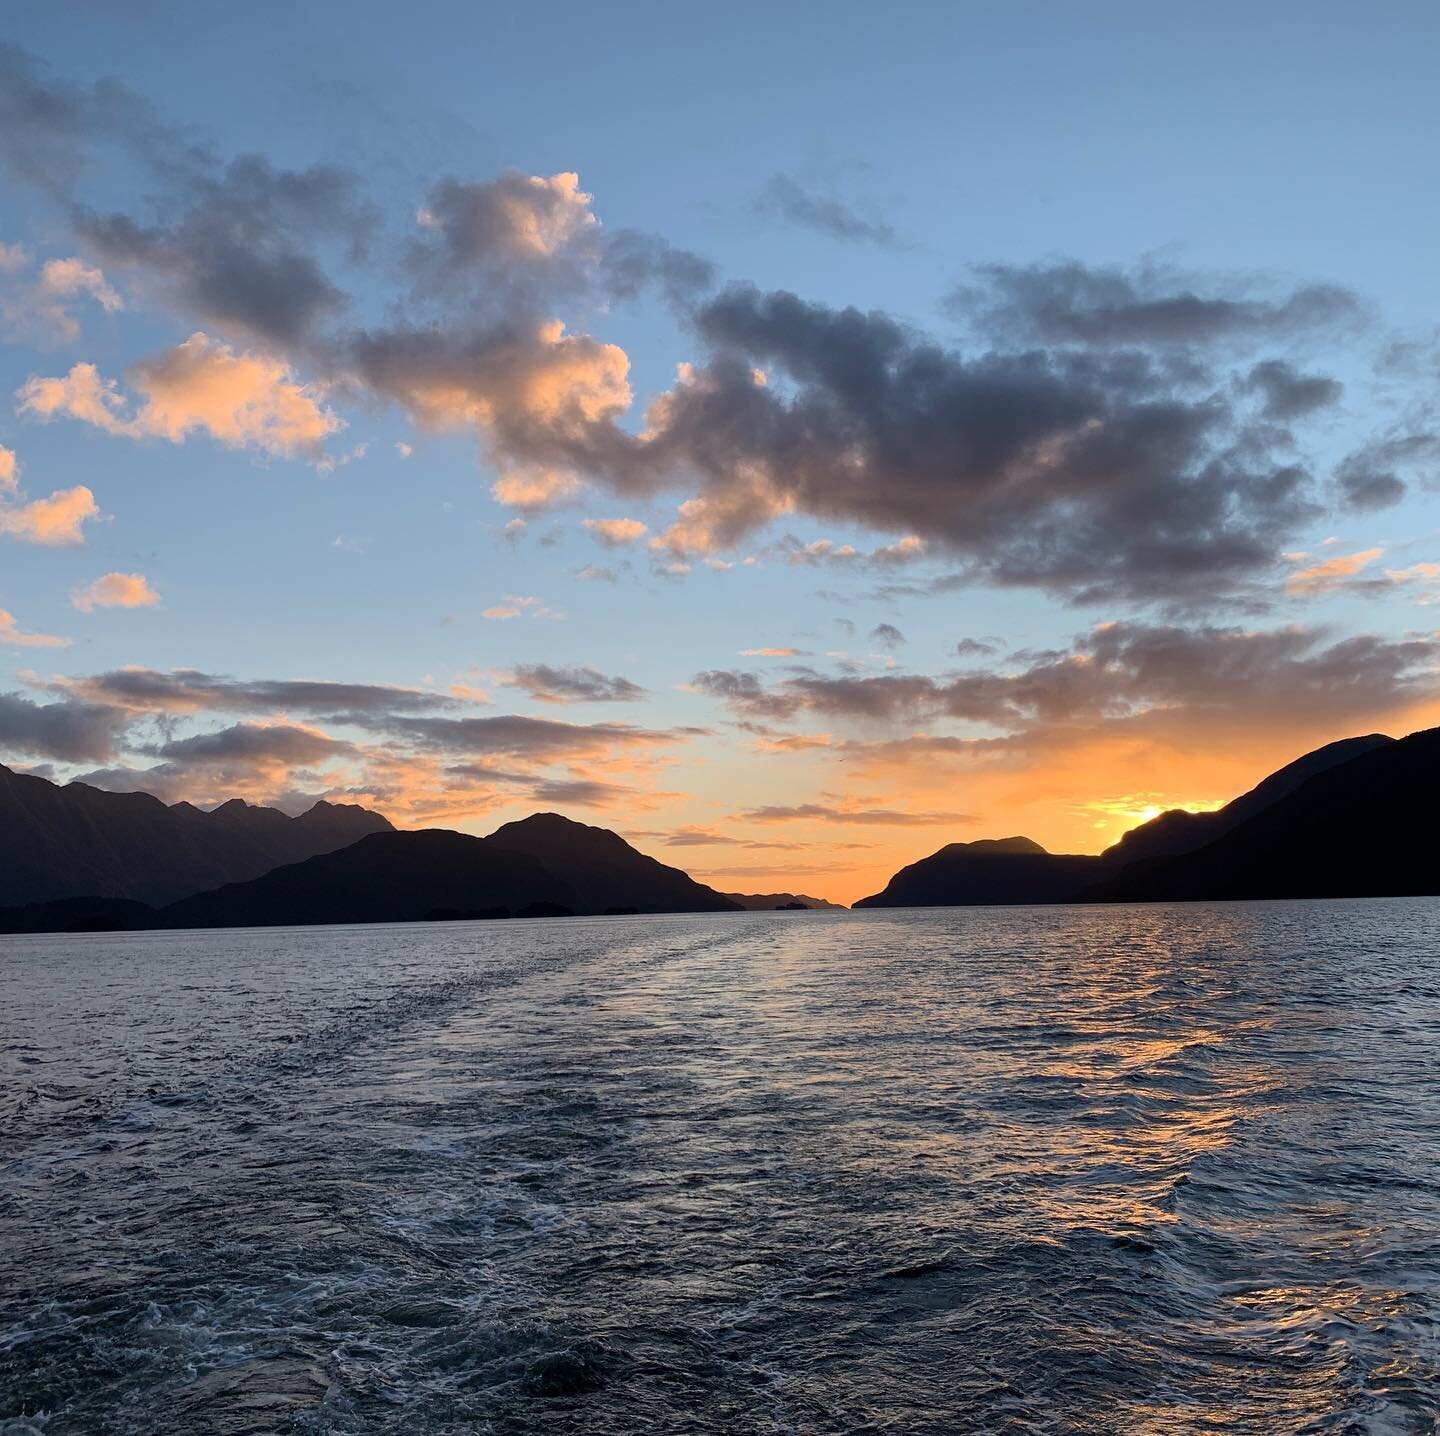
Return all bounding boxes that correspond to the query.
[2,902,1438,1434]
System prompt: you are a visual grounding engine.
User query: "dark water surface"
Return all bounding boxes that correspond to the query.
[2,903,1438,1433]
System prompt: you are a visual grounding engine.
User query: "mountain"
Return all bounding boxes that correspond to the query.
[1099,733,1393,866]
[487,814,742,913]
[0,896,158,935]
[0,763,393,907]
[853,837,1104,908]
[163,829,578,929]
[723,891,848,911]
[1086,726,1440,903]
[854,733,1403,909]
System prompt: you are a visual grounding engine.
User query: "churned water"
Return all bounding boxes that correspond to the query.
[2,902,1438,1434]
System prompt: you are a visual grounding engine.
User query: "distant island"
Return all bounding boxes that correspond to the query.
[722,891,846,911]
[2,725,1439,935]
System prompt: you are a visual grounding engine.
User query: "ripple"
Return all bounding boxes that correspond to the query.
[2,902,1439,1432]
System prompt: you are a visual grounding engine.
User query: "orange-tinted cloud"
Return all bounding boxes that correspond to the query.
[71,572,160,612]
[490,467,584,509]
[583,516,648,546]
[1285,547,1383,596]
[0,609,70,648]
[1,251,123,342]
[19,332,341,460]
[0,484,99,545]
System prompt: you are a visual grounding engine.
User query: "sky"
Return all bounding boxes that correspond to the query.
[1,1,1439,903]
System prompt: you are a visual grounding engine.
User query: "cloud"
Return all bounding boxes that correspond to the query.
[1243,359,1342,421]
[869,622,905,649]
[779,534,927,568]
[481,594,564,621]
[0,48,1399,609]
[414,170,597,270]
[582,516,647,547]
[1384,562,1440,605]
[71,571,159,612]
[739,647,801,657]
[1,252,124,342]
[738,803,974,826]
[19,332,342,460]
[502,663,645,705]
[660,825,744,846]
[1285,548,1384,597]
[599,229,715,308]
[690,669,800,722]
[954,637,1000,658]
[574,563,616,583]
[0,691,129,761]
[0,483,99,545]
[0,41,196,194]
[382,712,682,759]
[694,620,1440,738]
[0,445,16,493]
[145,720,352,767]
[48,667,457,717]
[619,283,1321,602]
[527,776,632,807]
[949,259,1363,347]
[0,609,70,648]
[753,174,899,248]
[490,467,583,509]
[1334,433,1440,512]
[75,154,375,347]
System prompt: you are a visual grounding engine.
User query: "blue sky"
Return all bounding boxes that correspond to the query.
[2,2,1438,900]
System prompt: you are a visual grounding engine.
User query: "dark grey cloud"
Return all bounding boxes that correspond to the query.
[1244,360,1344,420]
[2,45,1397,612]
[75,155,375,346]
[69,764,192,802]
[0,691,130,762]
[690,669,799,722]
[0,44,369,347]
[1334,433,1440,512]
[695,622,1439,735]
[0,41,207,194]
[385,713,678,758]
[625,284,1320,603]
[954,637,1000,658]
[869,622,905,649]
[145,721,353,766]
[600,229,716,308]
[949,259,1364,348]
[754,174,899,248]
[528,777,632,806]
[503,664,646,705]
[738,803,974,825]
[54,668,456,718]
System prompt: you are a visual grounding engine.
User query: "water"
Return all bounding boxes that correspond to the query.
[2,903,1438,1434]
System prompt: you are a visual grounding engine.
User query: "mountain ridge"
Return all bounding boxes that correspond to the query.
[855,731,1404,908]
[0,764,394,907]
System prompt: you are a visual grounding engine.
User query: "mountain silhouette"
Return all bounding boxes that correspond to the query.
[487,813,742,913]
[853,837,1104,908]
[855,733,1403,908]
[1086,726,1440,902]
[0,763,392,907]
[49,815,748,932]
[723,891,847,911]
[163,829,578,929]
[1098,733,1393,866]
